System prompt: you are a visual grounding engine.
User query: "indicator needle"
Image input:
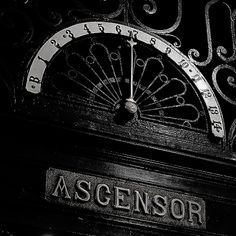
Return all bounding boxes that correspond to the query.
[127,37,137,101]
[125,36,137,114]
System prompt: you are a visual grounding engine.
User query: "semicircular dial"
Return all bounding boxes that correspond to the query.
[25,21,225,139]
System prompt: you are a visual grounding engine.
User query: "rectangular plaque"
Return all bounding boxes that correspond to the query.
[45,168,206,229]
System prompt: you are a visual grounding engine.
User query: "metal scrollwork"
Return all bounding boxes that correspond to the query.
[130,0,182,35]
[143,0,157,15]
[228,76,236,88]
[216,3,236,63]
[212,64,236,105]
[189,0,236,66]
[188,0,219,66]
[162,34,182,48]
[46,35,206,132]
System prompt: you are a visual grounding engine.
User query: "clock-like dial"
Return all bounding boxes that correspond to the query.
[25,21,225,138]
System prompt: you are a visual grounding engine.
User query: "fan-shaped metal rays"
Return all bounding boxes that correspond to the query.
[132,55,200,127]
[61,42,122,110]
[51,40,202,130]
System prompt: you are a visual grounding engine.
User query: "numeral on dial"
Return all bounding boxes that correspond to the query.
[84,24,91,34]
[212,120,223,132]
[201,89,212,98]
[128,30,138,39]
[116,25,121,34]
[191,74,202,83]
[150,37,156,46]
[98,23,105,33]
[208,106,219,115]
[178,59,189,69]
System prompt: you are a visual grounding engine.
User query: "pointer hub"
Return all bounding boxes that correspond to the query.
[124,99,138,114]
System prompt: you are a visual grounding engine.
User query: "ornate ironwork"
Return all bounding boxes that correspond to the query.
[130,0,182,35]
[24,20,225,138]
[216,2,236,63]
[142,0,158,15]
[188,0,217,67]
[0,0,235,156]
[212,64,236,105]
[188,0,236,65]
[45,37,206,131]
[187,1,236,123]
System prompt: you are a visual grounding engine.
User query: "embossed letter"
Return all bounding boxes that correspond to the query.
[152,195,167,216]
[51,175,71,199]
[95,184,111,206]
[188,200,203,224]
[134,191,149,214]
[74,180,91,202]
[170,198,185,220]
[114,186,131,210]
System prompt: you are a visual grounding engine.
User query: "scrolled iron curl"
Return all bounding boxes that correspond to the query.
[216,3,236,63]
[143,0,157,15]
[33,0,63,27]
[130,0,182,35]
[212,64,236,105]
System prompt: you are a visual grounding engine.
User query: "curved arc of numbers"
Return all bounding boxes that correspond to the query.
[130,0,182,35]
[25,20,225,138]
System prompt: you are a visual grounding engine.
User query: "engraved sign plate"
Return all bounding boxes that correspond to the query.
[45,168,206,229]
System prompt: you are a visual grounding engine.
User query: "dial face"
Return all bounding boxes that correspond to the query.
[25,21,225,138]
